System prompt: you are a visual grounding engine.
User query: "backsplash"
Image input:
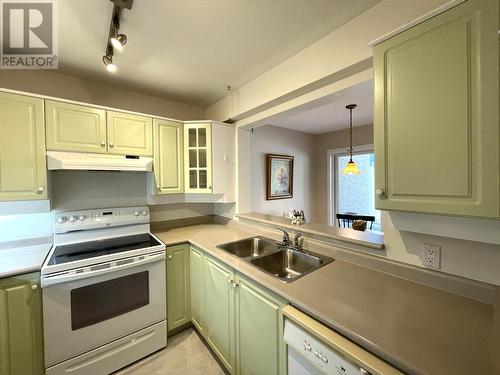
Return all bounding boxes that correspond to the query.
[0,212,53,242]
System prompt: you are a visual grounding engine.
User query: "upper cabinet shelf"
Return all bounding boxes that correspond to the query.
[373,0,499,218]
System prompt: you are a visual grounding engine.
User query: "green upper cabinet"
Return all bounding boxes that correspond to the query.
[0,272,44,375]
[190,246,206,334]
[154,119,184,194]
[184,123,213,193]
[182,121,236,201]
[46,101,153,157]
[107,111,153,156]
[166,244,190,332]
[205,256,235,373]
[373,0,499,218]
[0,92,47,201]
[235,275,286,375]
[45,100,107,154]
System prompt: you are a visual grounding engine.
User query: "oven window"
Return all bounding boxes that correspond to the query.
[71,271,149,330]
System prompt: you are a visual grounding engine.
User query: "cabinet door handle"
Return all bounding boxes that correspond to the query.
[37,186,45,193]
[31,284,38,290]
[375,188,385,197]
[168,255,172,260]
[100,141,106,147]
[109,142,114,148]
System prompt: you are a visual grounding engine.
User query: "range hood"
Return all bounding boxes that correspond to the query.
[47,151,153,171]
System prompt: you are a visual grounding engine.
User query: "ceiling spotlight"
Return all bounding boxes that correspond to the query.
[111,33,127,51]
[102,55,117,72]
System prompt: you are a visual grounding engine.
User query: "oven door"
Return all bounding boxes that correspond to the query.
[42,252,166,367]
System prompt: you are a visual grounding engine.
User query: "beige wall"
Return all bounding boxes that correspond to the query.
[312,124,374,223]
[250,125,315,219]
[51,171,147,211]
[150,203,214,222]
[0,70,204,120]
[244,123,500,285]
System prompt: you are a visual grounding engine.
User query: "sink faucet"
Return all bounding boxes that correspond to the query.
[277,228,290,246]
[294,232,304,251]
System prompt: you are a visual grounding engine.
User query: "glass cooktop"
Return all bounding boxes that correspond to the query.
[47,233,162,266]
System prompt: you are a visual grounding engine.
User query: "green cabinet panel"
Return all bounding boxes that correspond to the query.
[107,111,153,156]
[184,123,213,193]
[205,256,235,373]
[45,100,107,153]
[373,0,499,217]
[154,119,184,194]
[0,272,44,375]
[188,245,287,375]
[235,275,286,375]
[190,246,206,334]
[0,92,47,201]
[166,244,190,332]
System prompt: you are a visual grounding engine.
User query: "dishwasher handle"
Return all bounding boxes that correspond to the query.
[41,251,165,287]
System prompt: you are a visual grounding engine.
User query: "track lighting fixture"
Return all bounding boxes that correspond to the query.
[102,0,133,72]
[102,55,117,72]
[111,33,127,51]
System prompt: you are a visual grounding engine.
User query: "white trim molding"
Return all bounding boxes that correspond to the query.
[368,0,466,46]
[327,144,374,227]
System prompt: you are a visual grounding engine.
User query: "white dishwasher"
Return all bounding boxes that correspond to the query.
[282,306,403,375]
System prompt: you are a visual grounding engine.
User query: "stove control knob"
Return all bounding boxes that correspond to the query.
[57,216,67,224]
[133,210,140,217]
[79,215,86,221]
[141,210,148,216]
[69,216,77,223]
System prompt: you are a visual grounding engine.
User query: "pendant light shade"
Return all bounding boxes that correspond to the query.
[343,159,361,174]
[342,104,361,175]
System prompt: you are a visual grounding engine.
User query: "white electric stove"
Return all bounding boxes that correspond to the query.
[41,206,167,375]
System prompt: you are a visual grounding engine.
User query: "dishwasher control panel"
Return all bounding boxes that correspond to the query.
[284,319,370,374]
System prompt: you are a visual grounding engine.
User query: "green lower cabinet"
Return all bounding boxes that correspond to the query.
[0,272,44,375]
[188,245,287,375]
[235,276,286,375]
[190,246,206,334]
[205,256,236,372]
[166,244,191,332]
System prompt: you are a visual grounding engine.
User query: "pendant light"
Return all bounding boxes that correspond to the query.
[342,104,361,174]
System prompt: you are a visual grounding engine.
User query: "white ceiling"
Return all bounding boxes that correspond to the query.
[267,80,373,135]
[57,0,381,107]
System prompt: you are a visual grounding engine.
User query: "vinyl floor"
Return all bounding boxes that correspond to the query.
[115,328,225,375]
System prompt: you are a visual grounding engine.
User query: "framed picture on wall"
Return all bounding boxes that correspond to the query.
[266,154,294,200]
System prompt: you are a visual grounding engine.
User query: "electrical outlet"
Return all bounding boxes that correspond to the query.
[422,244,441,268]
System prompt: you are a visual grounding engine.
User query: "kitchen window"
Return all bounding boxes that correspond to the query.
[327,145,382,232]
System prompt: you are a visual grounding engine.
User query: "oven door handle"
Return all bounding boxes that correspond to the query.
[41,251,165,288]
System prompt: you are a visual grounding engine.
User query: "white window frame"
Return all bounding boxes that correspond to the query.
[327,144,374,227]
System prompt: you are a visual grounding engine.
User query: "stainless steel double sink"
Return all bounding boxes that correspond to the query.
[216,236,333,282]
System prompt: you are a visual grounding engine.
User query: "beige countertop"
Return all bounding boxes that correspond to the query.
[154,222,497,375]
[0,238,52,278]
[237,212,385,249]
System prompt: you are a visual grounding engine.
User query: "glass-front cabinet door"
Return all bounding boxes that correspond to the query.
[184,123,212,193]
